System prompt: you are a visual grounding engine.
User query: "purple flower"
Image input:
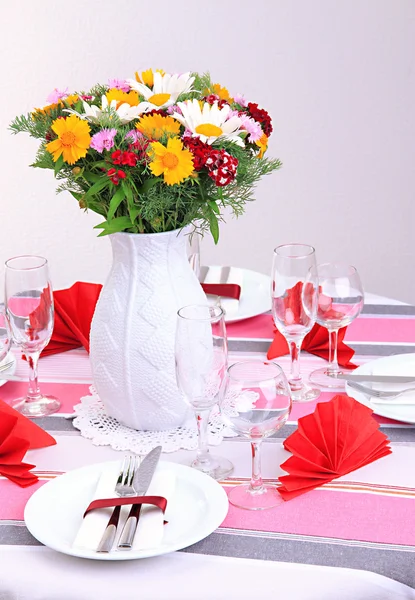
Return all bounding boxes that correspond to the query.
[90,128,118,153]
[46,87,69,104]
[167,104,182,115]
[234,94,248,107]
[108,79,131,93]
[239,115,263,143]
[125,130,144,143]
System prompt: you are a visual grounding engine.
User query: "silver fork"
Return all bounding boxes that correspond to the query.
[96,455,139,553]
[348,380,415,402]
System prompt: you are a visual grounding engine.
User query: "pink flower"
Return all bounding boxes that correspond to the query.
[46,88,69,104]
[108,79,131,92]
[234,94,248,107]
[90,128,118,153]
[167,104,182,115]
[125,130,144,143]
[239,115,263,143]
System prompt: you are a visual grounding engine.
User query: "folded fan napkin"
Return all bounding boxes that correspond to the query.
[268,281,356,368]
[278,394,391,500]
[73,462,175,552]
[0,400,56,487]
[43,282,103,357]
[200,266,243,318]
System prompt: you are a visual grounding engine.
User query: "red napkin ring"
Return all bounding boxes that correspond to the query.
[84,495,168,518]
[201,283,241,300]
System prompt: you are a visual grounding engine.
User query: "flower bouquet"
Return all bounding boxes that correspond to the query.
[10,69,281,242]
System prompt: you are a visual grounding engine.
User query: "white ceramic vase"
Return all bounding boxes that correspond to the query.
[89,227,206,431]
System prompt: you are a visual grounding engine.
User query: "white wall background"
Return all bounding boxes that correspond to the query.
[1,0,414,302]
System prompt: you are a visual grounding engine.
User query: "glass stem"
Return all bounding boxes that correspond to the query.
[26,351,42,402]
[288,338,304,390]
[194,408,211,466]
[327,329,340,374]
[249,440,264,493]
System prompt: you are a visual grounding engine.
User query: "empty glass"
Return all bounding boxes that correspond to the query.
[220,360,292,510]
[175,304,233,480]
[307,262,364,388]
[271,244,320,402]
[5,255,60,416]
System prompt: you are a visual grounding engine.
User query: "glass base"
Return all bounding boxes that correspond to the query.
[289,382,321,403]
[12,395,61,417]
[309,367,350,389]
[191,454,234,481]
[228,483,284,510]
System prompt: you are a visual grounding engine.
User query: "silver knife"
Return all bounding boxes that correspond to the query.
[117,446,162,550]
[334,374,415,384]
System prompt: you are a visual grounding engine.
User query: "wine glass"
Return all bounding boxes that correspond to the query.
[271,244,320,402]
[307,262,364,388]
[220,360,292,510]
[175,304,233,480]
[5,255,61,417]
[0,306,11,364]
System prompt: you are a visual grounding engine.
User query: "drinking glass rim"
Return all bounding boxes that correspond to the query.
[177,304,224,322]
[5,255,48,271]
[273,243,315,258]
[226,360,285,384]
[310,262,359,277]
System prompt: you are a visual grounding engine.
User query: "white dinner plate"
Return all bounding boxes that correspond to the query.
[24,460,229,561]
[205,266,271,323]
[0,352,16,387]
[346,353,415,423]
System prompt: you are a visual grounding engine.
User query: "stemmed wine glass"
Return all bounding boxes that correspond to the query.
[5,255,61,417]
[220,360,292,510]
[271,244,320,402]
[307,262,364,388]
[175,304,233,480]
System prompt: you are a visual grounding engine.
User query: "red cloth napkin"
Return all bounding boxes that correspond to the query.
[0,400,56,487]
[278,394,391,500]
[268,281,357,368]
[43,281,240,357]
[43,282,103,357]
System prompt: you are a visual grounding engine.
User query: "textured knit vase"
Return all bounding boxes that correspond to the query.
[89,227,206,431]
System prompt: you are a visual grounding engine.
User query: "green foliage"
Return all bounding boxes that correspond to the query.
[10,70,282,242]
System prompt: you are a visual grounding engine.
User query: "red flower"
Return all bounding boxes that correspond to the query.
[205,149,238,187]
[247,103,273,137]
[202,94,229,109]
[182,137,212,170]
[111,150,138,167]
[107,168,126,185]
[111,150,122,165]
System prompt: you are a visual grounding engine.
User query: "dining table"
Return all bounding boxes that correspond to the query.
[1,290,415,600]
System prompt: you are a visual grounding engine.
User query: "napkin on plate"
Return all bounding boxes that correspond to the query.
[278,394,391,500]
[200,266,243,318]
[73,462,176,552]
[42,282,103,357]
[268,281,357,368]
[0,400,56,486]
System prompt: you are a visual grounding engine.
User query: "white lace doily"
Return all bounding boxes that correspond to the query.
[73,386,258,455]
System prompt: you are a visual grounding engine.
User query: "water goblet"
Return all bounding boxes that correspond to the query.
[307,262,364,388]
[175,304,234,480]
[220,360,292,510]
[5,255,61,417]
[271,244,320,402]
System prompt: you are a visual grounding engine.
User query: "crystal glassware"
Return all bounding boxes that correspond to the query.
[220,360,292,510]
[271,244,320,402]
[5,255,60,417]
[307,262,364,388]
[0,306,11,364]
[175,304,233,480]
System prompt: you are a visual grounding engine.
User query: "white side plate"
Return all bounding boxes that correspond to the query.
[24,460,229,561]
[346,353,415,423]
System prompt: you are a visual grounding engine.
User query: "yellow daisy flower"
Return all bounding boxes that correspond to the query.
[256,133,268,158]
[106,88,139,108]
[212,83,233,103]
[46,115,91,165]
[134,69,165,88]
[136,113,180,140]
[149,137,194,185]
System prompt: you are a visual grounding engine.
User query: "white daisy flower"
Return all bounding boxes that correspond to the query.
[173,99,244,146]
[65,96,142,125]
[127,72,195,112]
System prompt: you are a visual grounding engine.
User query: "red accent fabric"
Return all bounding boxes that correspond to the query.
[0,405,55,487]
[278,395,392,500]
[201,283,241,300]
[83,495,168,518]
